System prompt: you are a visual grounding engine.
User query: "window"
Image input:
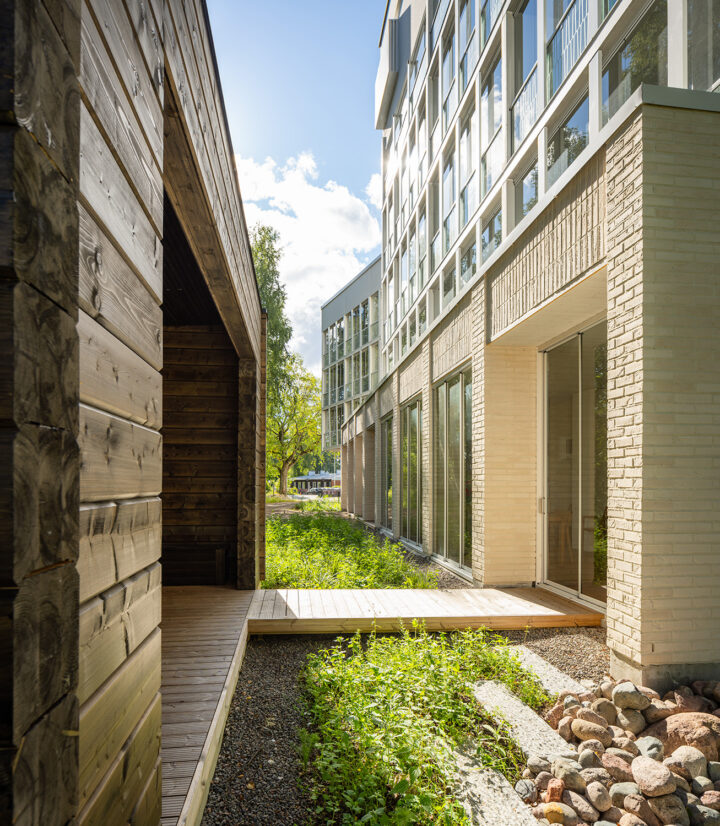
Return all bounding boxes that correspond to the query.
[459,0,478,92]
[481,55,503,196]
[547,95,589,185]
[409,314,417,347]
[602,0,668,124]
[434,369,472,567]
[401,325,407,355]
[400,245,409,313]
[512,0,539,148]
[460,242,477,286]
[516,162,538,219]
[482,208,502,260]
[688,0,720,90]
[381,417,393,529]
[481,0,503,45]
[401,399,423,544]
[546,0,588,98]
[418,212,427,288]
[410,23,427,93]
[459,108,477,227]
[409,228,417,302]
[442,152,456,253]
[442,31,457,131]
[419,302,427,335]
[443,266,456,307]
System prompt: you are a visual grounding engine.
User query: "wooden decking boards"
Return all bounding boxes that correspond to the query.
[246,587,602,634]
[161,585,601,825]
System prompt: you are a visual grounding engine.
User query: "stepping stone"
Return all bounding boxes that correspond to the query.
[514,645,588,696]
[474,680,575,758]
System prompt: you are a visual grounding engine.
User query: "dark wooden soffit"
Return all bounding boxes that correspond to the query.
[162,1,262,361]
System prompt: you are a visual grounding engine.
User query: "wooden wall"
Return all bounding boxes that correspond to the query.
[163,327,239,586]
[2,0,264,823]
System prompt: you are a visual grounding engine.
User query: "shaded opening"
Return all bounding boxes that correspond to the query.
[162,193,239,586]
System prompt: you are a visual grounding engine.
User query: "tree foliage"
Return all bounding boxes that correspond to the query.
[250,224,292,373]
[265,355,322,494]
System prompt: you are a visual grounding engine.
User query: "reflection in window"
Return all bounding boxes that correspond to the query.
[546,0,588,98]
[460,243,477,286]
[512,0,539,148]
[481,56,503,196]
[602,0,667,125]
[481,209,502,261]
[381,417,393,529]
[688,0,720,90]
[547,95,589,186]
[516,162,538,219]
[442,31,456,132]
[459,0,478,92]
[459,108,478,227]
[443,153,456,253]
[434,370,472,568]
[401,399,423,544]
[443,266,457,307]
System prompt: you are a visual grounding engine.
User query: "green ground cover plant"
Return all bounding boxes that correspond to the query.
[299,626,551,825]
[296,499,342,513]
[262,511,437,589]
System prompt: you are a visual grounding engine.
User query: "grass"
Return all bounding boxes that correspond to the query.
[299,625,550,825]
[262,510,438,589]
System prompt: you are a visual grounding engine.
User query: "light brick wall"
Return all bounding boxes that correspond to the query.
[470,280,486,584]
[353,434,363,516]
[488,153,606,339]
[483,345,538,585]
[362,427,375,522]
[431,296,472,380]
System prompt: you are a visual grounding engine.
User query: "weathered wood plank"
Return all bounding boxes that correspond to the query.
[79,2,162,232]
[79,311,162,428]
[77,498,161,603]
[78,204,162,364]
[130,756,162,826]
[85,0,163,162]
[79,628,161,806]
[78,562,161,704]
[79,102,162,302]
[76,692,161,826]
[163,346,238,366]
[79,405,162,502]
[121,0,164,106]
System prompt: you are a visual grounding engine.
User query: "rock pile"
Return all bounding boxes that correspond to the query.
[516,678,720,826]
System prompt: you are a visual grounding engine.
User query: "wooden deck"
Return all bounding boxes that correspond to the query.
[161,586,254,826]
[247,586,602,633]
[161,585,600,825]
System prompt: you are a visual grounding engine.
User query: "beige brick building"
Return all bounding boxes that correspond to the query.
[342,0,720,688]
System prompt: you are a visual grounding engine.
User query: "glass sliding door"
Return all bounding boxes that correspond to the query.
[400,399,423,545]
[544,322,607,604]
[434,369,472,569]
[381,417,393,529]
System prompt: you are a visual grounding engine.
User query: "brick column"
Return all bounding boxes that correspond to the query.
[353,433,364,516]
[362,427,375,522]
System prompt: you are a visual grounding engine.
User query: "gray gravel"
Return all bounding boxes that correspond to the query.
[202,635,334,826]
[497,626,610,683]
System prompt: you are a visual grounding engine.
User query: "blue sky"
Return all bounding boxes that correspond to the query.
[207,0,388,373]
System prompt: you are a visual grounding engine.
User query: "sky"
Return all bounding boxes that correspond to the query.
[206,0,389,375]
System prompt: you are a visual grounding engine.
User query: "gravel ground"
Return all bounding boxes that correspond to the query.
[202,635,333,826]
[496,626,610,683]
[402,549,476,589]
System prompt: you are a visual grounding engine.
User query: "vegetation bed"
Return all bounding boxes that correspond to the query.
[262,507,438,589]
[299,626,551,825]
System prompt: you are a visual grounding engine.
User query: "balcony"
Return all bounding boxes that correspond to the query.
[546,0,588,100]
[512,67,538,150]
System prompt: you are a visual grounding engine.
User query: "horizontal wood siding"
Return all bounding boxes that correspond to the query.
[163,327,238,585]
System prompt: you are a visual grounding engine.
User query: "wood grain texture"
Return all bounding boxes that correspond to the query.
[77,498,161,602]
[78,562,161,703]
[79,628,161,807]
[79,310,162,428]
[79,102,162,302]
[79,2,162,232]
[76,692,161,826]
[78,203,162,364]
[79,404,162,502]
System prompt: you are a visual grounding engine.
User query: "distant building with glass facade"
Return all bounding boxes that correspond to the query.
[341,0,720,689]
[321,257,381,451]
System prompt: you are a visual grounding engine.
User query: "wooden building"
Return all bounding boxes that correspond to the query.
[1,1,265,823]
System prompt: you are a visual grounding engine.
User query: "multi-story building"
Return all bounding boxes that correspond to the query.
[321,257,382,450]
[342,0,720,687]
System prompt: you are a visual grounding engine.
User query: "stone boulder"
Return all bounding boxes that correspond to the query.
[642,713,720,758]
[631,755,677,797]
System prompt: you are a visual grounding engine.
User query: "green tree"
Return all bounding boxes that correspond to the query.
[250,224,292,375]
[266,355,322,494]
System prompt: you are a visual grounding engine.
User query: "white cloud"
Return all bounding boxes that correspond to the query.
[365,172,383,210]
[236,153,381,376]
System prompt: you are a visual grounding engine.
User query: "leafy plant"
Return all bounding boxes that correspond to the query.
[296,499,342,513]
[262,512,437,589]
[299,625,550,824]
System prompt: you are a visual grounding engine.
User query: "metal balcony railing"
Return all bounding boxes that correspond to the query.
[512,67,538,150]
[547,0,588,99]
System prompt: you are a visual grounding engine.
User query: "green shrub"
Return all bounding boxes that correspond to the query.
[296,498,342,513]
[300,625,550,824]
[262,512,437,589]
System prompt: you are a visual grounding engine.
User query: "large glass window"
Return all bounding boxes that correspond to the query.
[443,152,456,253]
[410,23,427,94]
[443,266,456,307]
[513,0,539,149]
[545,323,607,604]
[434,369,472,568]
[602,0,667,125]
[381,417,393,529]
[516,162,538,219]
[418,212,427,288]
[546,0,588,99]
[460,241,477,287]
[442,31,456,132]
[401,399,423,545]
[481,0,503,45]
[481,208,502,260]
[689,0,720,89]
[547,95,588,186]
[481,56,503,196]
[459,107,478,227]
[459,0,478,92]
